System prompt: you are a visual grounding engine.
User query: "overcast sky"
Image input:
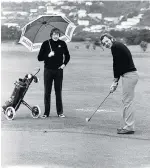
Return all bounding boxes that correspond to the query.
[1,0,48,2]
[2,0,72,1]
[1,0,147,2]
[1,0,75,2]
[1,0,96,3]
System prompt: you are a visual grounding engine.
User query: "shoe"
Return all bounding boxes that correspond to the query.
[117,128,135,134]
[58,114,66,118]
[40,115,48,118]
[117,128,123,132]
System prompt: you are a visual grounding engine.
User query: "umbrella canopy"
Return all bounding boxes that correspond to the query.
[19,15,76,52]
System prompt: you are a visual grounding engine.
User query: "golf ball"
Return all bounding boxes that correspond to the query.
[86,118,89,122]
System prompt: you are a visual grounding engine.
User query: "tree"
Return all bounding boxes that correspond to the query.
[140,41,148,52]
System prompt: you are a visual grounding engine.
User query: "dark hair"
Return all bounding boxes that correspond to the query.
[100,33,115,43]
[50,28,61,37]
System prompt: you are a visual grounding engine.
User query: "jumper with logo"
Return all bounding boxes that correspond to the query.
[38,39,70,69]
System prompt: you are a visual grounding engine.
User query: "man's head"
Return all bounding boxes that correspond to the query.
[100,33,115,49]
[50,28,61,41]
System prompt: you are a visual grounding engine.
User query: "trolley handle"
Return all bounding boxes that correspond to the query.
[33,68,40,77]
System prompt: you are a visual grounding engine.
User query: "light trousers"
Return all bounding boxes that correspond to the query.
[121,71,139,131]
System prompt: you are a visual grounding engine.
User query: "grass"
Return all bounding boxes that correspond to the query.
[1,42,150,138]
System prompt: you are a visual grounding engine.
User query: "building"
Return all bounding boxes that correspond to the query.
[77,20,89,26]
[88,13,102,20]
[78,10,87,18]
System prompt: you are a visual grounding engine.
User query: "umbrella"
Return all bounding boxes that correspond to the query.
[19,14,76,52]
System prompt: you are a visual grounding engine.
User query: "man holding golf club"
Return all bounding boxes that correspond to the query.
[100,33,139,134]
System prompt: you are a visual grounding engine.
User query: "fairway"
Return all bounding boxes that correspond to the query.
[1,42,150,168]
[1,42,150,138]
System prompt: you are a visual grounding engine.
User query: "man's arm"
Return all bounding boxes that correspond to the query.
[59,42,70,69]
[37,41,48,61]
[109,62,120,93]
[63,42,70,66]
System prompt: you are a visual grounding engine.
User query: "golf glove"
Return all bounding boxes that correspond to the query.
[110,81,118,93]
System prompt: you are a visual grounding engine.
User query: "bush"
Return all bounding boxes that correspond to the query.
[140,41,148,52]
[72,36,85,42]
[110,28,150,45]
[1,25,21,41]
[86,44,90,49]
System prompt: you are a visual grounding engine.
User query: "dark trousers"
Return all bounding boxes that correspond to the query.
[44,68,63,116]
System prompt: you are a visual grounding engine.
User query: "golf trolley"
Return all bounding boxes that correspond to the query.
[2,68,41,120]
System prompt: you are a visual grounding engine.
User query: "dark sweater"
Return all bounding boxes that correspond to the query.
[111,41,137,79]
[38,39,70,69]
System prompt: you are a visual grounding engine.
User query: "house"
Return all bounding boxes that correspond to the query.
[16,12,28,16]
[4,23,20,28]
[88,13,102,20]
[77,20,89,26]
[78,10,87,18]
[116,13,144,30]
[46,6,56,14]
[85,2,92,6]
[46,2,52,6]
[30,9,38,13]
[90,25,108,32]
[116,25,132,29]
[83,27,91,31]
[61,6,70,10]
[83,24,108,32]
[53,11,65,16]
[2,11,16,16]
[90,25,107,30]
[99,2,104,6]
[38,6,45,9]
[29,9,38,21]
[49,0,60,5]
[104,17,119,24]
[56,1,64,5]
[61,6,76,10]
[69,12,77,17]
[1,16,7,24]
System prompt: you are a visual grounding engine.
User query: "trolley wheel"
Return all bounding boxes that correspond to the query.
[5,107,16,120]
[31,105,41,118]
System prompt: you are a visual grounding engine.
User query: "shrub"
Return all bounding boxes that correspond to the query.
[86,44,90,49]
[72,36,85,42]
[140,41,148,52]
[1,25,21,41]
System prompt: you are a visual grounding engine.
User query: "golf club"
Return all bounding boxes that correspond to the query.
[86,92,111,122]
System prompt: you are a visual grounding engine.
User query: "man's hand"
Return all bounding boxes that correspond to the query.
[48,51,54,57]
[59,64,65,69]
[110,81,118,93]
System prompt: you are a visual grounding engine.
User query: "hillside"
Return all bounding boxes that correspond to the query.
[1,1,150,32]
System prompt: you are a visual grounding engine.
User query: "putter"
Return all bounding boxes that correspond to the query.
[86,92,111,122]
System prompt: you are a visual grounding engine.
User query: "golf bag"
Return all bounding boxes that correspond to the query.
[2,68,41,120]
[2,79,27,111]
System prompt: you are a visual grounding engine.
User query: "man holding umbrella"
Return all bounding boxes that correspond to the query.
[100,33,139,134]
[38,28,70,118]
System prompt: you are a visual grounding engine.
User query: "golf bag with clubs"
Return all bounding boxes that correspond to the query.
[2,68,41,120]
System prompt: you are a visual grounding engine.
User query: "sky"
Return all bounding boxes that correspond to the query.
[1,0,150,2]
[1,0,48,2]
[1,0,105,3]
[2,0,80,1]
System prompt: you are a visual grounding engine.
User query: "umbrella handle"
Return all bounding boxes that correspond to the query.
[48,40,52,51]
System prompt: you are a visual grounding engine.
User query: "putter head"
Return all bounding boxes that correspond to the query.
[86,118,90,122]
